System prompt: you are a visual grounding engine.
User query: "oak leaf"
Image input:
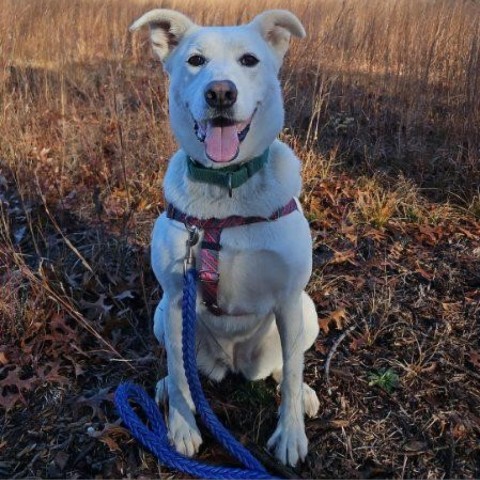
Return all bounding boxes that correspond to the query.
[318,308,348,334]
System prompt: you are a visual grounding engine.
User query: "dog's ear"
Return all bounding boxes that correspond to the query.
[251,10,306,62]
[129,9,197,62]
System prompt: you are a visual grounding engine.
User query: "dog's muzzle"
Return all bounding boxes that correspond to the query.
[193,109,256,164]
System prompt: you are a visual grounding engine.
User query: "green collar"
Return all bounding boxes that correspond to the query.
[187,148,269,197]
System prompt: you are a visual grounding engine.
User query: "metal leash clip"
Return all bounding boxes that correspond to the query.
[183,223,199,275]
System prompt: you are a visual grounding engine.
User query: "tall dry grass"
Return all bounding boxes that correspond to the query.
[1,0,479,342]
[0,0,479,210]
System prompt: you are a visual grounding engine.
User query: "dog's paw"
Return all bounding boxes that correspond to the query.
[303,383,320,418]
[168,406,203,457]
[267,421,308,467]
[155,377,169,404]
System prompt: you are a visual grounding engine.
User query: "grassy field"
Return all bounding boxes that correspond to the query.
[1,0,479,477]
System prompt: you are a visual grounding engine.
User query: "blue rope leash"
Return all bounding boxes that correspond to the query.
[114,268,277,479]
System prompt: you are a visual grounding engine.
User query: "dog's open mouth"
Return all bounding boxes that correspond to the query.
[194,113,254,163]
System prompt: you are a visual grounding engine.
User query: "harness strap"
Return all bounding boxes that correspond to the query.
[166,198,298,315]
[199,228,223,315]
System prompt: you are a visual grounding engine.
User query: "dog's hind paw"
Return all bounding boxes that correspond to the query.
[168,405,203,457]
[267,421,308,467]
[303,383,320,418]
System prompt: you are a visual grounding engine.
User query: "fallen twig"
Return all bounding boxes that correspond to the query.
[324,325,356,394]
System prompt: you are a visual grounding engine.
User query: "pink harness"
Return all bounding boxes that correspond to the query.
[166,198,298,315]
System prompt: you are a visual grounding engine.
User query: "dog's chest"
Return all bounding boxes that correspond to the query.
[151,210,312,314]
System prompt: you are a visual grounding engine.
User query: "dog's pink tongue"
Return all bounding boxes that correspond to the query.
[204,123,239,163]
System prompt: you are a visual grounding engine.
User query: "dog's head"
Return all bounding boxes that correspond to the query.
[130,9,305,166]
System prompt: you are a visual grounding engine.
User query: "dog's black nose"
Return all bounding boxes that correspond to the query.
[204,80,237,109]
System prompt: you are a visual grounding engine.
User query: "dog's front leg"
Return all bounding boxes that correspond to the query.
[268,293,308,467]
[164,294,203,456]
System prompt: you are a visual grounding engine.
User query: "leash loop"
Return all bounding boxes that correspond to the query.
[114,381,274,478]
[114,268,277,478]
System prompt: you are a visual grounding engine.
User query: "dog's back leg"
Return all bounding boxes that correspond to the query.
[271,291,319,418]
[238,292,319,418]
[239,292,319,380]
[301,291,320,351]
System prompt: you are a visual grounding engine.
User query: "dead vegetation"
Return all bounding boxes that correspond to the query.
[0,0,479,478]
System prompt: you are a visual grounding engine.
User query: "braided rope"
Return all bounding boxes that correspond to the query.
[182,269,269,472]
[114,268,276,479]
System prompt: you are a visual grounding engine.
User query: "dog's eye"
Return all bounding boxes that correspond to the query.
[187,55,206,67]
[239,54,259,67]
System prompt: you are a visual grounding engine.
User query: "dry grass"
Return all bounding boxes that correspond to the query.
[1,0,480,478]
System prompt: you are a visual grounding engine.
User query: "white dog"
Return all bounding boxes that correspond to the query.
[130,9,320,467]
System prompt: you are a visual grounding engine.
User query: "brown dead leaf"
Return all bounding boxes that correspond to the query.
[466,350,480,369]
[364,228,387,242]
[331,308,347,330]
[42,313,78,351]
[63,355,85,377]
[340,224,357,243]
[349,332,369,352]
[54,451,70,471]
[114,290,134,301]
[80,294,113,319]
[457,226,478,240]
[418,224,447,246]
[416,265,434,281]
[341,275,367,290]
[99,435,121,452]
[465,290,480,303]
[389,241,405,260]
[0,366,34,391]
[403,440,428,453]
[318,308,348,334]
[0,391,25,410]
[87,420,129,452]
[72,387,113,420]
[315,339,328,355]
[330,250,358,266]
[318,317,331,335]
[308,196,323,219]
[329,419,350,428]
[36,364,69,386]
[442,302,462,313]
[0,352,8,366]
[452,422,467,440]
